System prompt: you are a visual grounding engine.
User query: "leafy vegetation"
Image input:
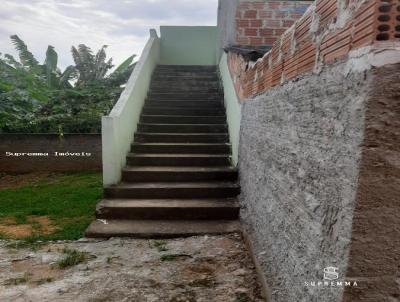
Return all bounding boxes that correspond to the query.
[0,172,102,241]
[0,35,136,133]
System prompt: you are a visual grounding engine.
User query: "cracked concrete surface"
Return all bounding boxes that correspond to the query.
[0,234,263,302]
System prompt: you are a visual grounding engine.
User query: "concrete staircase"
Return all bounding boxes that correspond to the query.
[86,65,241,238]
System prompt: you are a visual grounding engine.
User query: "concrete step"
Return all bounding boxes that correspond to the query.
[126,153,231,166]
[95,198,240,220]
[104,182,240,199]
[85,219,241,238]
[137,123,227,133]
[122,166,238,182]
[142,107,225,116]
[156,65,217,71]
[147,92,222,101]
[131,143,231,154]
[145,100,223,108]
[140,115,226,124]
[150,86,221,93]
[152,75,219,82]
[134,133,229,143]
[151,80,220,87]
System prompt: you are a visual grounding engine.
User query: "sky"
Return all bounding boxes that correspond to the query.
[0,0,218,70]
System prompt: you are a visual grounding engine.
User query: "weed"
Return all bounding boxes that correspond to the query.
[160,254,177,261]
[150,240,168,252]
[235,293,252,302]
[3,272,31,286]
[106,256,112,264]
[5,239,44,251]
[35,277,53,285]
[56,248,87,269]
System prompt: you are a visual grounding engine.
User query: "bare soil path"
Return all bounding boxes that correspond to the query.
[0,234,263,302]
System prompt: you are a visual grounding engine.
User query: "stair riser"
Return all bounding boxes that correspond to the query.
[152,76,218,82]
[122,170,238,182]
[135,134,229,143]
[142,108,225,116]
[137,124,227,133]
[147,94,222,101]
[155,71,217,75]
[127,157,230,166]
[96,207,239,220]
[151,81,220,87]
[140,116,226,124]
[150,88,221,94]
[131,144,231,154]
[104,187,241,199]
[146,101,223,108]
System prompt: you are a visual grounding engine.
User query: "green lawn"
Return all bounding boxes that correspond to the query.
[0,172,102,241]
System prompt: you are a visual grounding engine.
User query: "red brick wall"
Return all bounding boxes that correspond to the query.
[229,0,400,100]
[235,1,311,46]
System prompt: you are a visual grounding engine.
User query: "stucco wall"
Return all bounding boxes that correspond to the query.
[0,134,101,172]
[159,26,218,66]
[238,62,371,302]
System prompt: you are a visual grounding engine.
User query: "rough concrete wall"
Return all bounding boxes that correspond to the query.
[0,134,101,172]
[343,64,400,302]
[217,0,239,59]
[238,63,370,302]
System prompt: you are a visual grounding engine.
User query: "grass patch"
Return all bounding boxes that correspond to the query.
[150,240,168,252]
[56,248,88,269]
[160,254,177,261]
[0,172,102,241]
[35,277,53,285]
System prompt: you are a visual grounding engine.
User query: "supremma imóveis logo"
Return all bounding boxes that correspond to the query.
[304,266,358,288]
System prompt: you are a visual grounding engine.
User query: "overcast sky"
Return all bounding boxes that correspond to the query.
[0,0,218,70]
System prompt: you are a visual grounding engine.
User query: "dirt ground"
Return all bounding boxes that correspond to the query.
[0,234,264,302]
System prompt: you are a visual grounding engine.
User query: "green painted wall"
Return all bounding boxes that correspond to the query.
[160,26,218,66]
[219,53,241,165]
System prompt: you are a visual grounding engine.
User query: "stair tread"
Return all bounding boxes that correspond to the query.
[137,132,227,135]
[107,182,239,189]
[139,123,226,126]
[85,219,241,238]
[127,153,230,158]
[133,143,230,146]
[97,198,239,208]
[123,166,236,172]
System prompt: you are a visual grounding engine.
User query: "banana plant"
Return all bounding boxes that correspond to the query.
[9,35,77,89]
[71,44,136,86]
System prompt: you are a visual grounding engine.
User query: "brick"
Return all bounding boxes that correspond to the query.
[250,37,264,45]
[244,10,258,19]
[252,2,266,10]
[259,28,274,36]
[275,28,287,36]
[268,1,281,9]
[283,20,295,27]
[238,2,251,9]
[266,20,281,27]
[259,11,273,18]
[250,19,263,27]
[237,19,250,28]
[237,37,250,45]
[245,28,259,36]
[264,37,278,45]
